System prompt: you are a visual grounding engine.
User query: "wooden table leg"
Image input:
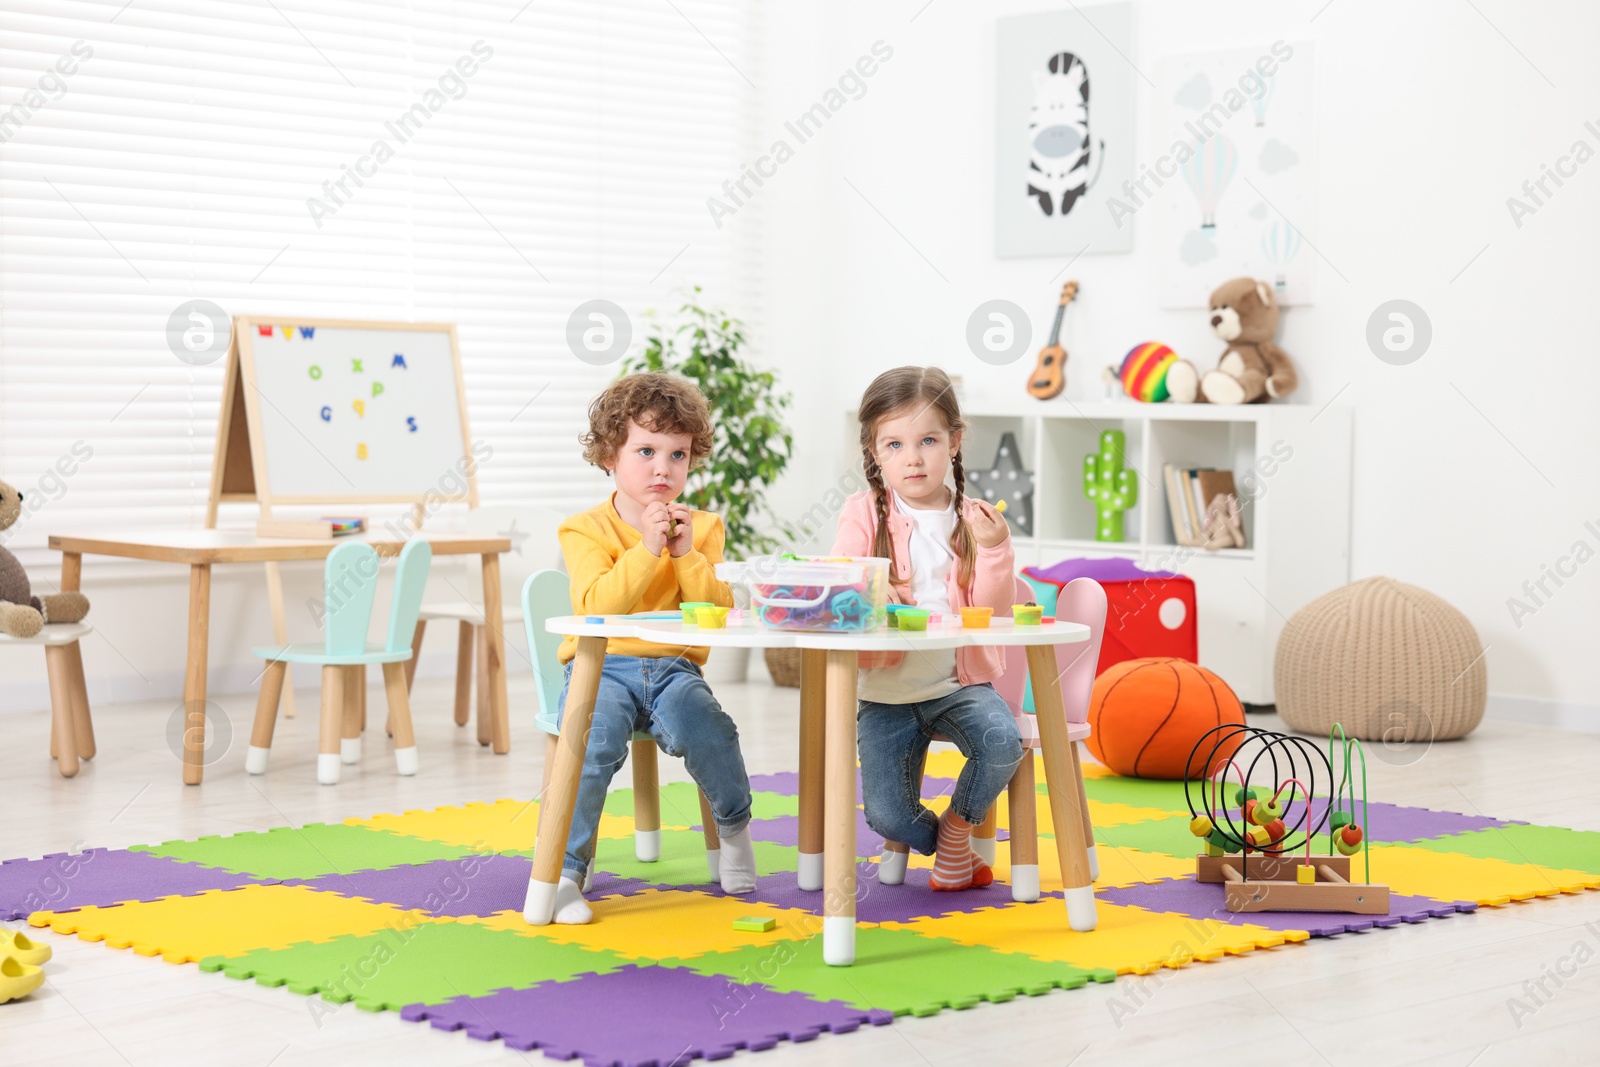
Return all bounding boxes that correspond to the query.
[823,649,857,966]
[454,621,474,726]
[45,645,79,779]
[1025,644,1096,931]
[183,564,212,786]
[265,560,298,720]
[524,635,606,924]
[1007,752,1039,901]
[65,641,95,760]
[475,624,491,746]
[480,553,511,754]
[796,648,826,891]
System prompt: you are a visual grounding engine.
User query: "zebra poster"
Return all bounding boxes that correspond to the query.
[995,4,1136,257]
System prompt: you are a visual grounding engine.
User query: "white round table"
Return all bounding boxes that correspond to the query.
[524,613,1097,966]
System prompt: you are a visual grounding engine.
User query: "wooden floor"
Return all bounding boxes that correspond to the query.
[3,672,1598,1066]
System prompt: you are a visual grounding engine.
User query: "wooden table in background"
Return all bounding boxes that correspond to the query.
[48,529,513,784]
[527,613,1095,966]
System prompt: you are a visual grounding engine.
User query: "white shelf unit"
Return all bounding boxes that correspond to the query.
[949,399,1352,705]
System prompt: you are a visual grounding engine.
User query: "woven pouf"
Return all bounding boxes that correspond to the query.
[1274,577,1487,742]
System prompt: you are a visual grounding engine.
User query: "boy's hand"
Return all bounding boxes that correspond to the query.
[969,500,1010,549]
[665,502,694,558]
[641,502,675,555]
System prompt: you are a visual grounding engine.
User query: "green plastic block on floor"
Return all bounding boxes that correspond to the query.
[131,823,474,881]
[663,926,1113,1017]
[732,916,776,932]
[199,921,628,1011]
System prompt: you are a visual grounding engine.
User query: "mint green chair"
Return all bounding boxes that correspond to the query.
[248,539,433,785]
[523,569,720,879]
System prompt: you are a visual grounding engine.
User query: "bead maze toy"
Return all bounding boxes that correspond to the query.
[1184,723,1389,915]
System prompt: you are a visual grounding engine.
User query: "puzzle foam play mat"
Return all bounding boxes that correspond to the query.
[7,754,1599,1066]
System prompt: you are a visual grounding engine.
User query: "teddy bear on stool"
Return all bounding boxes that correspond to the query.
[1166,277,1298,405]
[0,479,89,638]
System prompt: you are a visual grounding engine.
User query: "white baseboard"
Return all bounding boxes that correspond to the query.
[1485,691,1599,734]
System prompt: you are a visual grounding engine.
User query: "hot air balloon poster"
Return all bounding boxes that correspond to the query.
[995,4,1137,257]
[1156,43,1316,307]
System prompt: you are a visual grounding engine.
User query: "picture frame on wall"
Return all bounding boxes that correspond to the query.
[994,2,1136,258]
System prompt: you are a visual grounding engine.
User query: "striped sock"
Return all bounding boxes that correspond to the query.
[930,809,993,891]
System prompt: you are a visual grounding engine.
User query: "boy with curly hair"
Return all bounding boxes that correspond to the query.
[534,372,755,924]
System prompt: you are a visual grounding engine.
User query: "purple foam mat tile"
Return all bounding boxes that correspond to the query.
[1097,876,1478,937]
[672,866,1008,924]
[0,848,272,920]
[280,854,651,917]
[730,814,1006,856]
[402,964,891,1063]
[1354,801,1520,842]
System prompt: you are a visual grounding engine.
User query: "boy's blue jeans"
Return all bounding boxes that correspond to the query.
[556,654,752,880]
[857,683,1025,856]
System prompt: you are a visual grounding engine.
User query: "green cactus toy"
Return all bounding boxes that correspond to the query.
[1083,430,1137,541]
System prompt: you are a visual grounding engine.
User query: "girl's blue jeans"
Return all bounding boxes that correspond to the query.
[556,654,752,880]
[857,683,1025,856]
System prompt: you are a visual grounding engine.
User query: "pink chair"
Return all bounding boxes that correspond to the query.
[882,577,1107,910]
[988,576,1107,906]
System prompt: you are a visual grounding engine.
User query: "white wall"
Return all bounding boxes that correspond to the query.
[8,0,1597,720]
[753,0,1600,711]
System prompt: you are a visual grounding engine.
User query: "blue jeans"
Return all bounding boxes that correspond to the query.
[556,654,752,879]
[857,684,1025,856]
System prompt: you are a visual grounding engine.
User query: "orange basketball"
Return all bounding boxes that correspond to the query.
[1086,658,1245,779]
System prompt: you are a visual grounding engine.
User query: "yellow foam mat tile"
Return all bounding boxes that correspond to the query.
[29,885,443,964]
[884,902,1306,975]
[901,842,1191,890]
[348,799,635,851]
[1364,845,1600,905]
[458,889,821,961]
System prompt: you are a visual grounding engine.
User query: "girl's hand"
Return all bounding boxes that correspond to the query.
[969,500,1010,549]
[641,502,674,555]
[665,502,694,558]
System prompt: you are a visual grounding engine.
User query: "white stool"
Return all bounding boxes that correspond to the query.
[0,623,95,778]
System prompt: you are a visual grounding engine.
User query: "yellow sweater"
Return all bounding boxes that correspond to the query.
[557,495,734,665]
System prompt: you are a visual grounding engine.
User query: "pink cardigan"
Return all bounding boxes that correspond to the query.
[831,490,1016,686]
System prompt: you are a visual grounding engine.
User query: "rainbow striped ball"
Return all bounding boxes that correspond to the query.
[1119,342,1179,402]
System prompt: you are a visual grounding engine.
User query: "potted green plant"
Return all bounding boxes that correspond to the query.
[622,287,792,683]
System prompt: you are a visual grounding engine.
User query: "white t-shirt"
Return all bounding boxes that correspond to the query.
[858,489,961,705]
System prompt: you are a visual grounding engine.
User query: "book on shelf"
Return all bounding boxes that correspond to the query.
[1162,465,1246,549]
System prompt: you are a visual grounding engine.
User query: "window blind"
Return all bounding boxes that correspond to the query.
[0,0,760,573]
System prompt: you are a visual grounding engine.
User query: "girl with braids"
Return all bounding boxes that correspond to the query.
[831,367,1024,891]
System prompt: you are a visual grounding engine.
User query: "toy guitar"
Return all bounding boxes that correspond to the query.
[1026,280,1079,400]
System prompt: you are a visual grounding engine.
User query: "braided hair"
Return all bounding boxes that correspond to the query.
[856,367,979,591]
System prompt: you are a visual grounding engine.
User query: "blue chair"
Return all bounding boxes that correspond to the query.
[523,569,720,878]
[248,539,433,785]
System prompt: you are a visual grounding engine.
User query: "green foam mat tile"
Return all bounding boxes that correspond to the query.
[1405,824,1600,874]
[602,783,797,823]
[1073,774,1188,809]
[131,823,474,881]
[200,919,628,1010]
[505,828,797,887]
[665,926,1113,1017]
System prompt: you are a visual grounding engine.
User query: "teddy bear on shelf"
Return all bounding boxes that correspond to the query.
[0,479,89,638]
[1166,277,1298,405]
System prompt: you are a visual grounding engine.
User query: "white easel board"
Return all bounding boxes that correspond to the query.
[231,318,476,505]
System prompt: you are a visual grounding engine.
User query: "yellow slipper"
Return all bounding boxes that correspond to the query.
[1,929,51,967]
[0,956,44,1004]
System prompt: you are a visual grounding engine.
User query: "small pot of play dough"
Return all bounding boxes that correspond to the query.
[895,607,931,631]
[680,602,713,623]
[959,606,994,629]
[1012,604,1044,625]
[885,603,903,629]
[695,606,730,629]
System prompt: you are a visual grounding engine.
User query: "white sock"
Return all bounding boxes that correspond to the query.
[553,875,592,925]
[719,826,756,895]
